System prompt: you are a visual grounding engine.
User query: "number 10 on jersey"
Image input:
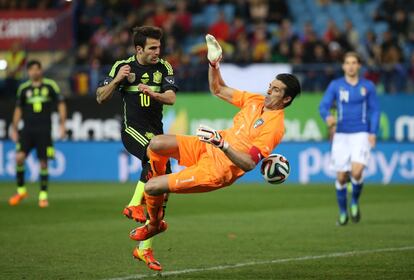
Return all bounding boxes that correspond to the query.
[139,93,150,107]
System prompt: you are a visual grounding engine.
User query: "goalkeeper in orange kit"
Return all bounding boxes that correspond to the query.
[129,34,301,245]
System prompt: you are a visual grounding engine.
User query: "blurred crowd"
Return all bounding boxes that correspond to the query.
[70,0,414,94]
[0,0,68,9]
[1,0,413,95]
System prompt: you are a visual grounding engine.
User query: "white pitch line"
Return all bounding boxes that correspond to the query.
[105,246,414,280]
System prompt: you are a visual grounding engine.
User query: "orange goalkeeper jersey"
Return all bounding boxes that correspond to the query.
[205,90,285,184]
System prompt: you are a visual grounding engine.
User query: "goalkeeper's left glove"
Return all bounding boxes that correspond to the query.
[196,125,229,151]
[205,34,222,69]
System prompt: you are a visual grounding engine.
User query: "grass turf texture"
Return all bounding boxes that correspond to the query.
[0,183,413,280]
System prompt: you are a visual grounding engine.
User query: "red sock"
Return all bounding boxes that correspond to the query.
[144,192,164,225]
[147,148,169,177]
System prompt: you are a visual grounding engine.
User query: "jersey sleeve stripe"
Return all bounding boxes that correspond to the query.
[109,55,135,78]
[16,80,31,97]
[160,59,173,75]
[43,78,61,93]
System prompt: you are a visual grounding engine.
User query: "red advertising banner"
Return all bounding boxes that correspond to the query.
[0,10,73,50]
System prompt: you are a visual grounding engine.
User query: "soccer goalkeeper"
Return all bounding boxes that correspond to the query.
[128,34,301,247]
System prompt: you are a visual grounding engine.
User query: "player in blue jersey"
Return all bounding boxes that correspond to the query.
[319,52,380,226]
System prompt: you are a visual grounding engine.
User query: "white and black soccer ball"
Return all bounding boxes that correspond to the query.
[260,154,290,184]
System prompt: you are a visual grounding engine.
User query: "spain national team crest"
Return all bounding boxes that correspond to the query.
[141,73,149,84]
[254,118,264,128]
[360,86,367,96]
[41,87,49,97]
[153,71,162,84]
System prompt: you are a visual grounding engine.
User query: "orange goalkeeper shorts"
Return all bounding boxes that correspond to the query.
[167,135,240,193]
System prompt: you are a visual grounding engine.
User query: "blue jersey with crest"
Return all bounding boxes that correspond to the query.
[319,77,380,134]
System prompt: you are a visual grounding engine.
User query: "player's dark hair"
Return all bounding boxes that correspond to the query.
[132,26,163,48]
[276,73,301,108]
[343,51,361,63]
[27,60,41,69]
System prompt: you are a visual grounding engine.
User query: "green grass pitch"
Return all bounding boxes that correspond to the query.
[0,183,413,279]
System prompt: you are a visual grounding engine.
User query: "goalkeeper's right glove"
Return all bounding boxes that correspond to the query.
[205,34,222,68]
[196,125,229,151]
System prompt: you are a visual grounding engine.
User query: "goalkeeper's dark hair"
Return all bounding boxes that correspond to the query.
[27,60,42,69]
[132,26,163,48]
[276,73,301,108]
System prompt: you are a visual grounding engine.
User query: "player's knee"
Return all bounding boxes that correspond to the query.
[148,135,164,152]
[351,172,363,182]
[337,173,348,185]
[351,167,363,180]
[15,152,25,165]
[144,178,165,196]
[40,160,48,169]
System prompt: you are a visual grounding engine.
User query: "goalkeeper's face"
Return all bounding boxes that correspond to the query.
[138,38,161,65]
[265,79,291,109]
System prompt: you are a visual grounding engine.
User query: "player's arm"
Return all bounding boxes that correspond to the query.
[10,106,22,142]
[138,86,176,105]
[367,82,380,148]
[222,146,257,171]
[57,101,67,139]
[96,65,130,104]
[205,34,237,103]
[143,61,178,105]
[196,125,258,171]
[48,79,67,139]
[11,85,26,142]
[208,65,237,103]
[319,81,336,128]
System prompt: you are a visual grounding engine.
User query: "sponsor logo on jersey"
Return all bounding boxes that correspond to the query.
[127,73,136,83]
[140,73,149,84]
[254,118,264,128]
[339,88,349,102]
[360,86,367,96]
[153,71,162,84]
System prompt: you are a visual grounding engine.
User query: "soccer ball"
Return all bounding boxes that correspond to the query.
[260,154,290,184]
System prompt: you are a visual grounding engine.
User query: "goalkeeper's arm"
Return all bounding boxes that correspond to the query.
[208,65,237,103]
[206,34,237,103]
[197,125,259,171]
[222,145,257,172]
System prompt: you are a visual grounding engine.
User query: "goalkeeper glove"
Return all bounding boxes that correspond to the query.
[196,125,229,151]
[205,34,222,68]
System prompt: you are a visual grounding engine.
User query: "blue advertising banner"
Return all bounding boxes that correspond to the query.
[379,95,414,142]
[245,142,414,184]
[1,95,413,142]
[1,141,413,184]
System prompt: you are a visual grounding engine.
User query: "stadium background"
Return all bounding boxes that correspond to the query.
[0,0,413,184]
[0,1,413,279]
